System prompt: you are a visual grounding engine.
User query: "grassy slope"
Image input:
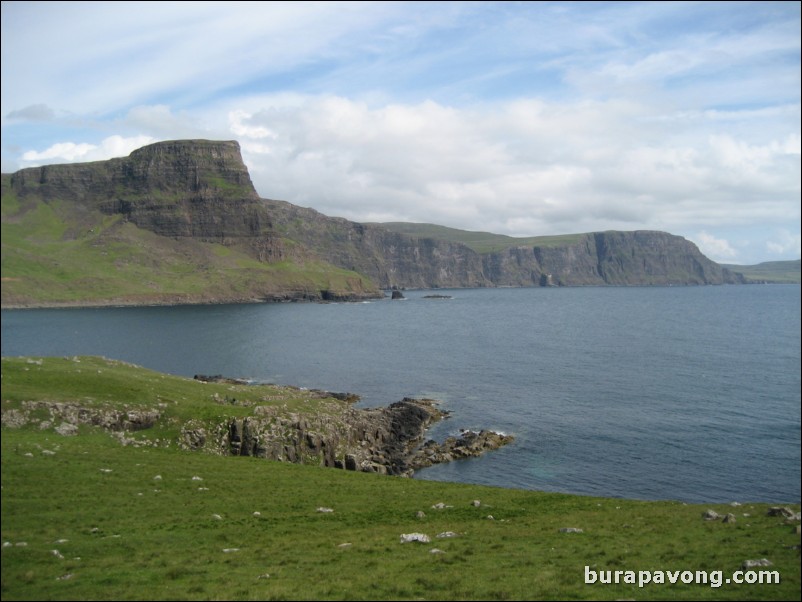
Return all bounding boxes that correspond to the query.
[721,260,801,284]
[1,357,800,601]
[1,183,377,306]
[374,222,585,254]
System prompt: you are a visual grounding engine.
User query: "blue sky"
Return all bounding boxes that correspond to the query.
[2,1,800,264]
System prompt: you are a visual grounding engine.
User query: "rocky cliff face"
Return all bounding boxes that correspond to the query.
[10,140,263,237]
[263,199,492,289]
[264,199,744,287]
[4,139,745,296]
[484,231,743,286]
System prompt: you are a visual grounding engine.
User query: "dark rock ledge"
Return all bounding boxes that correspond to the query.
[216,397,514,477]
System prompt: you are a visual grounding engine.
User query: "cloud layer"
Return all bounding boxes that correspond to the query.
[2,1,799,264]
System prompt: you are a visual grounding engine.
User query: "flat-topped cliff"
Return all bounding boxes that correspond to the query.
[2,139,747,307]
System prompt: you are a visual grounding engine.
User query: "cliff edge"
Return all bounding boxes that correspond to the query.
[2,139,745,307]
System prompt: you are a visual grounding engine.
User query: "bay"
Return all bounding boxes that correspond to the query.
[2,285,799,503]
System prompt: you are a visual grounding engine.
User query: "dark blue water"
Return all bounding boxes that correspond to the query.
[2,285,799,503]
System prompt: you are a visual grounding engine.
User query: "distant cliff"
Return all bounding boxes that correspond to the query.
[484,230,744,286]
[2,139,745,307]
[265,199,745,287]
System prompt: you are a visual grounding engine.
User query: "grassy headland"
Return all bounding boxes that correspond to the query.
[721,260,801,284]
[1,356,800,600]
[1,174,378,307]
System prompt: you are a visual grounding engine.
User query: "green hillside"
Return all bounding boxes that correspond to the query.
[374,222,584,254]
[1,176,376,306]
[1,356,800,601]
[722,260,801,284]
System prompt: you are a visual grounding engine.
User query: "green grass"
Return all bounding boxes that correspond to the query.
[722,260,801,284]
[374,222,585,254]
[2,356,800,600]
[1,196,378,306]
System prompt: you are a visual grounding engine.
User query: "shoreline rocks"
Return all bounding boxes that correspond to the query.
[214,397,514,476]
[4,380,513,478]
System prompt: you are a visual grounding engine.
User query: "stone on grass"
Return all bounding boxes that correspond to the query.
[559,528,583,533]
[55,423,78,436]
[767,507,800,520]
[722,513,737,523]
[316,507,334,513]
[430,548,445,554]
[472,500,482,507]
[211,514,223,520]
[741,559,772,569]
[400,533,430,543]
[702,509,720,521]
[436,531,458,538]
[416,511,426,519]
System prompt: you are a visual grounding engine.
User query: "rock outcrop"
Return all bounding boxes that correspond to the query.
[9,140,261,238]
[4,395,513,476]
[215,397,509,476]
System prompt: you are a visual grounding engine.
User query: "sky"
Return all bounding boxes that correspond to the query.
[2,1,800,265]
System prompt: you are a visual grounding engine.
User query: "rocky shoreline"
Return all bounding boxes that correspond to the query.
[204,395,514,477]
[3,380,514,477]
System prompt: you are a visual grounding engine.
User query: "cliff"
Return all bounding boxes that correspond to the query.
[267,199,744,287]
[6,140,283,257]
[1,140,380,305]
[2,139,745,308]
[483,231,744,286]
[263,199,492,289]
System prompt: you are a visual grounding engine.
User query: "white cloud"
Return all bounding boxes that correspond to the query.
[766,230,802,257]
[2,2,798,263]
[227,95,800,240]
[20,135,155,166]
[693,231,739,262]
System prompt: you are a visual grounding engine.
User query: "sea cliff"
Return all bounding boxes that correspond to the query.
[2,139,746,308]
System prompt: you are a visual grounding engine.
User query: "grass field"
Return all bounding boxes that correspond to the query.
[1,357,800,600]
[1,189,378,306]
[722,260,801,284]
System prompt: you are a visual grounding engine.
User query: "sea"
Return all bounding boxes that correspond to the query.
[2,285,799,504]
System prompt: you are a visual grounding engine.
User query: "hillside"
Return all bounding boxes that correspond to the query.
[2,139,747,308]
[0,140,379,306]
[722,260,801,284]
[2,356,800,600]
